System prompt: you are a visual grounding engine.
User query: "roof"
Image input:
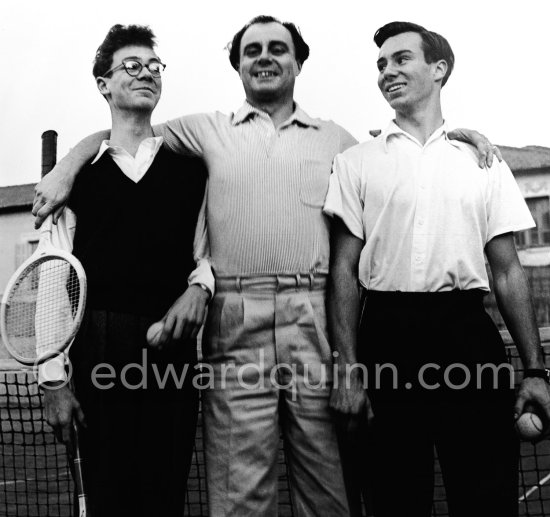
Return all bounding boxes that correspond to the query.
[0,183,36,213]
[499,145,550,172]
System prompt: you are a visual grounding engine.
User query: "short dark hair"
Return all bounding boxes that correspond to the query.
[374,21,454,87]
[93,24,157,78]
[228,15,310,71]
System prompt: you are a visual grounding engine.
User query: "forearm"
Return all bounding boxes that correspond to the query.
[328,264,361,370]
[188,191,214,295]
[63,131,109,176]
[447,128,500,168]
[493,265,543,369]
[33,130,110,226]
[447,128,476,144]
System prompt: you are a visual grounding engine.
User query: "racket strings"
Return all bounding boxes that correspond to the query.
[5,257,81,362]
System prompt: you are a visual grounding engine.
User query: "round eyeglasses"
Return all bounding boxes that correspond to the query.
[103,59,166,78]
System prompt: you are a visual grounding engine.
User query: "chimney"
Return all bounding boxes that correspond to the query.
[41,130,58,177]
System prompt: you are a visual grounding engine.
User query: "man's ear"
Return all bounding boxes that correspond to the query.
[433,59,448,84]
[96,76,109,95]
[295,61,302,76]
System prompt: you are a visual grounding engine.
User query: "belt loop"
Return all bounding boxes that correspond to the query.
[235,277,242,292]
[276,275,281,292]
[295,274,301,288]
[309,273,314,290]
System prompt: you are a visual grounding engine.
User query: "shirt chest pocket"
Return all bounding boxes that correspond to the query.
[299,159,332,208]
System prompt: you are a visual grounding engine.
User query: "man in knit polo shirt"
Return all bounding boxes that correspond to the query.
[32,16,499,516]
[38,25,211,517]
[325,21,550,517]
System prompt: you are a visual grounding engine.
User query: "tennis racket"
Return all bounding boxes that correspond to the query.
[0,213,90,516]
[0,214,87,365]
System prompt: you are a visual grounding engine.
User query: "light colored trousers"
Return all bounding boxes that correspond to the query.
[202,275,350,517]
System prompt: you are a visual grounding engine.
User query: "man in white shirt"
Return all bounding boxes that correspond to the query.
[40,24,211,517]
[325,21,550,517]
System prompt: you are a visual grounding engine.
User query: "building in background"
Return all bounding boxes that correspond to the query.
[0,184,36,360]
[0,184,37,292]
[501,146,550,266]
[0,131,55,298]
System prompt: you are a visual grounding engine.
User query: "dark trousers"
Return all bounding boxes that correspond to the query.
[357,290,519,517]
[69,309,199,517]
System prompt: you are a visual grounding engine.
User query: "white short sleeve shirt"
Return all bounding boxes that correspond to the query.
[323,121,535,292]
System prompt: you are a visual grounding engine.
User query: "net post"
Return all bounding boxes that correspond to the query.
[41,130,58,177]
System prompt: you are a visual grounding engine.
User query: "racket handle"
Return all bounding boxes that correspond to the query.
[72,420,90,516]
[41,130,57,177]
[77,494,89,517]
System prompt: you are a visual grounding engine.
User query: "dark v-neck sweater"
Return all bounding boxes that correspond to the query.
[68,147,207,318]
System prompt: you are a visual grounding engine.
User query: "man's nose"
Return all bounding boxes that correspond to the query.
[383,63,397,79]
[258,46,272,62]
[137,66,154,80]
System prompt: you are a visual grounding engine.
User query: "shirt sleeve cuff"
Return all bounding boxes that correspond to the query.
[486,220,536,243]
[323,204,364,240]
[188,258,215,297]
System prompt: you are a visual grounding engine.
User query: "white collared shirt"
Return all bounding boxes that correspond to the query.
[39,136,213,384]
[324,121,535,292]
[92,136,163,183]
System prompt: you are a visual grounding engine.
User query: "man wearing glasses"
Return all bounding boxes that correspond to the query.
[39,24,210,517]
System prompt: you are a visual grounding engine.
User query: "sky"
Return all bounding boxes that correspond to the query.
[0,0,548,187]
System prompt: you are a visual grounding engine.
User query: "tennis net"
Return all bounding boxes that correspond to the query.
[1,338,550,517]
[0,360,292,517]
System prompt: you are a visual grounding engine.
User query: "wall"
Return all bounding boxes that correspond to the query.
[0,210,38,295]
[516,171,550,199]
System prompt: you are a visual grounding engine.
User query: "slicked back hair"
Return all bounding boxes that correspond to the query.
[374,21,455,87]
[228,15,310,71]
[93,24,157,78]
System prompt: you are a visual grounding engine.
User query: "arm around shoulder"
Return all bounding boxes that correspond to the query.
[33,130,109,227]
[153,113,212,157]
[336,123,359,153]
[447,127,502,168]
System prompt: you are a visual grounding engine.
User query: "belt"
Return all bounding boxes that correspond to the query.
[215,274,327,293]
[365,289,486,309]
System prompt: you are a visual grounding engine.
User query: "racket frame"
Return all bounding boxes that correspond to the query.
[0,243,87,366]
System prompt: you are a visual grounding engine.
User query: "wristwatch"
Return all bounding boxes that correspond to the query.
[524,368,550,384]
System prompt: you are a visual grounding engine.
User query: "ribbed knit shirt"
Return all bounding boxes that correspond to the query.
[154,102,357,276]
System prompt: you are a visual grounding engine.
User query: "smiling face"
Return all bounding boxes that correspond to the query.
[97,45,162,113]
[238,22,301,104]
[377,31,445,114]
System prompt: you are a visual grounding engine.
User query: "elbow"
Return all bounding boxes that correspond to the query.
[329,260,357,284]
[328,265,360,302]
[491,270,511,299]
[492,263,528,302]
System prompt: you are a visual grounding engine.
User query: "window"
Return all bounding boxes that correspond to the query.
[515,196,550,248]
[15,234,39,268]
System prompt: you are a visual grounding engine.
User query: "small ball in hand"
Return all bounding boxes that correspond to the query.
[515,412,544,441]
[146,321,165,347]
